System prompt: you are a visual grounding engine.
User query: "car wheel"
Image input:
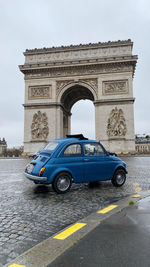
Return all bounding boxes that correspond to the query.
[52,172,72,194]
[111,169,126,187]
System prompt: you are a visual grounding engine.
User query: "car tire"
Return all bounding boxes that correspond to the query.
[52,172,72,194]
[111,169,126,187]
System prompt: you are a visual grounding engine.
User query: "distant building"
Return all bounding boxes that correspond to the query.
[0,138,7,155]
[135,136,150,154]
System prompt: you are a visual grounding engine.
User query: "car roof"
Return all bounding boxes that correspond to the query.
[54,134,96,143]
[53,138,99,144]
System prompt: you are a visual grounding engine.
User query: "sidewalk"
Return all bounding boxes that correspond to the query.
[48,196,150,267]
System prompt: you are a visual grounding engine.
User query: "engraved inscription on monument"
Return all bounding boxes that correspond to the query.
[103,80,128,95]
[28,85,52,99]
[107,107,127,138]
[31,111,49,140]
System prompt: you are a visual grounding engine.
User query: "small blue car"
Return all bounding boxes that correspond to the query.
[25,134,127,194]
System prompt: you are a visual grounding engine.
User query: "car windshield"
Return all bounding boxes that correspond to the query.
[43,141,59,151]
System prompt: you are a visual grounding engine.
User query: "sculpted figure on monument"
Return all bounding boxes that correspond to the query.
[107,107,127,138]
[31,111,49,140]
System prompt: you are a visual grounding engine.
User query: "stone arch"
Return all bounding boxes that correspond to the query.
[57,82,97,137]
[57,81,98,106]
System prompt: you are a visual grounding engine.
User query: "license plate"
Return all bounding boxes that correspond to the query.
[27,164,34,174]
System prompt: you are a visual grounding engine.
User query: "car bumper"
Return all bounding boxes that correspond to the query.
[24,172,47,182]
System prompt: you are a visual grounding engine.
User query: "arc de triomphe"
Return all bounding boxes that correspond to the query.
[19,40,137,154]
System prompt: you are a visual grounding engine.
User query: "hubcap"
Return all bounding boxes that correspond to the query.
[116,173,125,185]
[57,176,70,191]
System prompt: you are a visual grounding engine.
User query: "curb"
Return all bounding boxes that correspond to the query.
[4,191,150,267]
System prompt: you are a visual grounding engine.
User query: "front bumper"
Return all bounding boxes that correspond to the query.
[24,172,47,182]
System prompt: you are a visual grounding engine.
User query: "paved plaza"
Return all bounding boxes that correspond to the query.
[0,157,150,266]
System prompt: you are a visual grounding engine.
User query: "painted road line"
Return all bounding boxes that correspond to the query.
[132,194,141,198]
[148,190,150,193]
[97,205,118,214]
[133,183,139,187]
[134,187,142,193]
[53,223,86,240]
[8,264,26,267]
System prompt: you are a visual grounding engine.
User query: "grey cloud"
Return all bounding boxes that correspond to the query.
[0,0,150,146]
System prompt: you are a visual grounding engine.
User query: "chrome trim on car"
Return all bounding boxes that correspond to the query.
[24,172,47,181]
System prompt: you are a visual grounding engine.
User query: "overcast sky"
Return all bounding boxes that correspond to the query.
[0,0,150,147]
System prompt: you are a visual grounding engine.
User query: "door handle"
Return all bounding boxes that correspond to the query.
[83,159,89,162]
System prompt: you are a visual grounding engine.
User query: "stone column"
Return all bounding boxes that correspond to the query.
[68,115,71,135]
[56,106,64,139]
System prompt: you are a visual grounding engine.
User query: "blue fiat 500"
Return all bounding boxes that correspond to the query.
[24,135,127,194]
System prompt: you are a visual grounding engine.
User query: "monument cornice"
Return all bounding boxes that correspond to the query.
[23,102,71,115]
[94,97,135,106]
[19,56,137,79]
[20,55,137,70]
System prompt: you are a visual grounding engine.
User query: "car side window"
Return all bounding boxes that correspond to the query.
[84,143,105,156]
[64,144,81,157]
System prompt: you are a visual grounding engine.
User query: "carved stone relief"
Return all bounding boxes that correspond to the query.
[56,80,74,95]
[107,107,127,138]
[81,78,98,94]
[25,64,133,80]
[56,78,98,97]
[103,80,128,95]
[28,85,52,99]
[31,111,49,140]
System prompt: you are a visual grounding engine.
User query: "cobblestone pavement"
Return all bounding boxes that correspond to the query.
[0,157,150,266]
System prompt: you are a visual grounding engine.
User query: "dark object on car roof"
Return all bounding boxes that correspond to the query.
[108,151,118,157]
[66,134,88,140]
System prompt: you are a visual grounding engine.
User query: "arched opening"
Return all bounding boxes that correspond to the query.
[60,84,95,138]
[71,100,95,139]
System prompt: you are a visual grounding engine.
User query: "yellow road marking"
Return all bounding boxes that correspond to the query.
[148,190,150,192]
[8,264,26,267]
[132,194,141,198]
[133,183,139,187]
[134,187,142,193]
[53,223,86,240]
[97,205,118,214]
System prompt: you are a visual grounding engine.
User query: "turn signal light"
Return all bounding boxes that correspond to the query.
[39,167,45,176]
[25,164,29,171]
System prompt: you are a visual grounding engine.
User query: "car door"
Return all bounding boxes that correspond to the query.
[56,143,84,182]
[83,142,114,182]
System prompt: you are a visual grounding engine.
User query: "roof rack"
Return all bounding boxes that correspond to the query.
[66,134,88,140]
